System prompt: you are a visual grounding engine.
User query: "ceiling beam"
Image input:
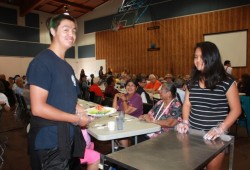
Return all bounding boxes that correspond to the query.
[52,0,94,11]
[20,0,50,17]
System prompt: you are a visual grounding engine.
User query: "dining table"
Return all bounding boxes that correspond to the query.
[87,113,161,153]
[102,129,235,170]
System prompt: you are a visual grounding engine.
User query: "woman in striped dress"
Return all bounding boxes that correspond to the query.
[176,41,241,170]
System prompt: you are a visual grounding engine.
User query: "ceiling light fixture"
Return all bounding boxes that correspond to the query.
[64,5,69,15]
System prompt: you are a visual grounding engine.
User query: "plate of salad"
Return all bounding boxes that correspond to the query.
[86,105,116,117]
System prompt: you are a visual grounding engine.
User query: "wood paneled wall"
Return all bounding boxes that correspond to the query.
[96,5,250,79]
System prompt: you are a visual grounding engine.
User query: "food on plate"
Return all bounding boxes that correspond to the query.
[88,105,111,115]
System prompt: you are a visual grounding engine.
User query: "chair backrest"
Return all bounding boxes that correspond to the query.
[240,96,250,130]
[102,97,113,107]
[143,103,153,114]
[89,91,95,102]
[93,96,103,105]
[15,94,25,110]
[240,96,250,115]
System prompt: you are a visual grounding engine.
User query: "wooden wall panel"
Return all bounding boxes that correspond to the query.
[96,5,250,79]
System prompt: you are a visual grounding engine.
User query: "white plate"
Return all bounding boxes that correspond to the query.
[86,107,116,117]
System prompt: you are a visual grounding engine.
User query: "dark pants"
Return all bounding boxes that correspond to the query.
[30,147,81,170]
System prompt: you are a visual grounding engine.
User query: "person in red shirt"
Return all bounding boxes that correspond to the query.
[145,74,161,93]
[89,77,104,99]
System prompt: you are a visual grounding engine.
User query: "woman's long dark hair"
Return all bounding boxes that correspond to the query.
[188,41,229,90]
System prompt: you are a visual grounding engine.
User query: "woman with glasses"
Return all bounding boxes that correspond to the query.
[139,82,182,138]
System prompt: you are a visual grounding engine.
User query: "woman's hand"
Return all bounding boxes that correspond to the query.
[142,114,154,123]
[117,93,126,101]
[176,120,189,134]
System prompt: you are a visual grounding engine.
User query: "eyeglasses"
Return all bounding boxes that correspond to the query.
[158,89,169,93]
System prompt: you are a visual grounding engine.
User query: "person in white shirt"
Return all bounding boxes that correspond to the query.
[174,77,185,104]
[224,60,232,75]
[0,81,10,112]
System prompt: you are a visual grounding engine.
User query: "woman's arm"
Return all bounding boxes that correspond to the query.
[182,89,191,121]
[221,82,241,131]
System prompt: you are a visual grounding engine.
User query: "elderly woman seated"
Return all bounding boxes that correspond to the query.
[139,82,182,139]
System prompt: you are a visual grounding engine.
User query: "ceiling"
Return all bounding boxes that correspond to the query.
[0,0,111,18]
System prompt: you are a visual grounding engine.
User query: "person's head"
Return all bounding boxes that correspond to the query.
[164,73,173,83]
[125,79,138,95]
[174,77,185,89]
[46,14,77,48]
[136,76,147,88]
[16,77,24,88]
[224,60,231,67]
[158,82,177,100]
[106,76,115,86]
[90,74,94,78]
[148,74,156,83]
[0,74,6,80]
[93,77,100,84]
[190,41,227,89]
[8,77,14,84]
[100,66,103,70]
[81,75,87,82]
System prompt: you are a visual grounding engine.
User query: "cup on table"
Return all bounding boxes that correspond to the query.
[108,121,115,131]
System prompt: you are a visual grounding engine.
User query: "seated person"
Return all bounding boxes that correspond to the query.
[89,77,104,99]
[139,82,182,139]
[113,79,143,118]
[135,76,153,104]
[0,81,10,112]
[174,77,185,104]
[113,79,143,147]
[14,77,25,94]
[104,76,119,98]
[80,129,100,170]
[145,74,161,93]
[164,73,174,83]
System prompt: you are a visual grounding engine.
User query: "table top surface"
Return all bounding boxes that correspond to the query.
[104,130,234,170]
[87,114,161,141]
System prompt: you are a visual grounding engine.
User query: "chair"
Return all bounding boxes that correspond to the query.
[102,97,113,107]
[143,103,153,114]
[233,96,250,137]
[15,94,31,124]
[89,91,103,105]
[235,96,250,136]
[93,96,103,105]
[89,92,95,102]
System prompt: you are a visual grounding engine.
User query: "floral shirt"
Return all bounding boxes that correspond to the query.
[148,98,182,137]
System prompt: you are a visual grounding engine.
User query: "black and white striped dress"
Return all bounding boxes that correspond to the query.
[189,77,234,131]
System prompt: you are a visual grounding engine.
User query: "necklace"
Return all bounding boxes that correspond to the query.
[154,99,175,120]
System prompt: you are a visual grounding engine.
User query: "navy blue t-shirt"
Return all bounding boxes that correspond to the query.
[26,49,79,150]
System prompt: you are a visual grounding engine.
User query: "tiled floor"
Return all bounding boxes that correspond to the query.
[1,109,250,170]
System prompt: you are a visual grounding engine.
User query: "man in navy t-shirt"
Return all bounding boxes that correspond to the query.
[26,14,92,170]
